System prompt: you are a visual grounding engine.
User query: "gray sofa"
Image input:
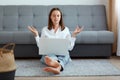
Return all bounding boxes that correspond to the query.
[0,5,114,58]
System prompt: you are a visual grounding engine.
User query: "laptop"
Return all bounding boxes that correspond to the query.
[39,38,70,55]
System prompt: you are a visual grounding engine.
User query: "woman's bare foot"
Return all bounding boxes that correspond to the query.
[43,66,61,74]
[44,56,60,68]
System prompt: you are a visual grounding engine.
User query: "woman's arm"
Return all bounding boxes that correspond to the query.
[66,26,83,51]
[28,26,40,47]
[28,26,47,48]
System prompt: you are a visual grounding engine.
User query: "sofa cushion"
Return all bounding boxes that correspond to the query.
[13,31,36,44]
[0,31,35,44]
[0,31,13,43]
[0,31,114,44]
[76,31,114,44]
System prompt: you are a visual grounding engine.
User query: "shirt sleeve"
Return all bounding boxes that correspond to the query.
[68,37,76,51]
[66,27,76,51]
[35,36,40,48]
[35,27,46,48]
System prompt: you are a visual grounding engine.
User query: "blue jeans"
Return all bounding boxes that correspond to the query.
[40,54,71,71]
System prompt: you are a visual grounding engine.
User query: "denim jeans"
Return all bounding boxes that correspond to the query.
[40,54,71,71]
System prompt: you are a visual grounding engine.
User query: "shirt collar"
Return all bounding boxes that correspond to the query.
[51,26,61,33]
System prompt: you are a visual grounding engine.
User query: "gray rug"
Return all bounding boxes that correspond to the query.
[15,59,120,77]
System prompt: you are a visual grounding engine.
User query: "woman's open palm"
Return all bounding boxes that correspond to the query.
[28,26,39,37]
[72,26,84,37]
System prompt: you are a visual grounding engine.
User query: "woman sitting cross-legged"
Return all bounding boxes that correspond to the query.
[28,7,83,74]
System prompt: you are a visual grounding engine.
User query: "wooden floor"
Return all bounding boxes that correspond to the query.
[15,56,120,80]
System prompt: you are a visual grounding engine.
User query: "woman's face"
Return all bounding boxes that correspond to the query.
[50,10,61,26]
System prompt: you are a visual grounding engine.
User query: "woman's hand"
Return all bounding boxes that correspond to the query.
[72,26,84,37]
[28,26,39,37]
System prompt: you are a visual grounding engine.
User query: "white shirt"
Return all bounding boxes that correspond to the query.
[35,26,76,52]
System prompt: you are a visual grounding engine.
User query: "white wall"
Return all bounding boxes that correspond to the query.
[0,0,108,5]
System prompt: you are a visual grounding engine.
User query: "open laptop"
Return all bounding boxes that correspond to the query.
[39,38,70,55]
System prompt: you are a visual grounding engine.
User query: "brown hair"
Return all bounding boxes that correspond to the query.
[48,8,65,31]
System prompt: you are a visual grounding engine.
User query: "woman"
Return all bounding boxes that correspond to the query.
[28,8,83,74]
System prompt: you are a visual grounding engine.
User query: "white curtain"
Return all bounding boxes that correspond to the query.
[117,0,120,56]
